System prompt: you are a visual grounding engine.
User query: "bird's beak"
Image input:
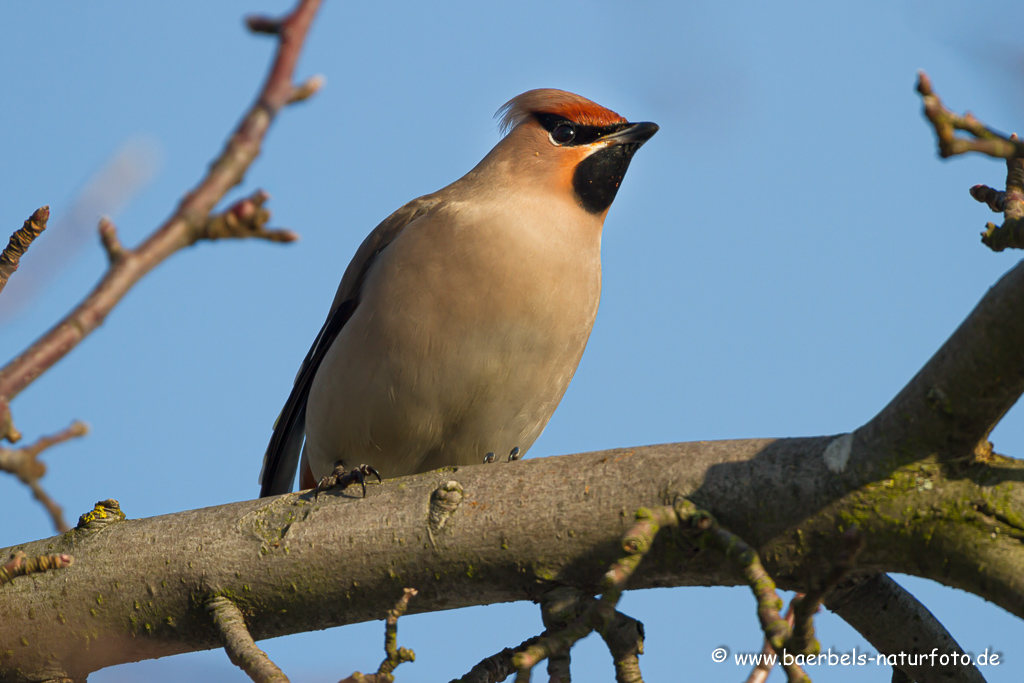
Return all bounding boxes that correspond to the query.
[604,121,659,146]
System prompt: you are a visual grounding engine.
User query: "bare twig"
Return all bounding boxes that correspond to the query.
[0,420,88,532]
[538,586,645,683]
[970,184,1006,213]
[675,499,809,683]
[918,73,1024,253]
[197,190,297,243]
[0,206,49,298]
[512,506,675,681]
[0,397,17,445]
[598,611,645,683]
[916,71,1024,159]
[981,218,1024,251]
[450,635,544,683]
[513,501,802,682]
[981,139,1024,251]
[288,74,326,104]
[0,550,73,586]
[339,588,417,683]
[208,596,289,683]
[0,141,159,320]
[539,586,581,682]
[0,0,322,437]
[98,217,126,265]
[246,14,283,35]
[744,603,796,683]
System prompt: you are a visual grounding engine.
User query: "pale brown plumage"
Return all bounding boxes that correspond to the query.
[260,89,656,496]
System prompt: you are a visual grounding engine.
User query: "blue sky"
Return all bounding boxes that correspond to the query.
[3,1,1024,681]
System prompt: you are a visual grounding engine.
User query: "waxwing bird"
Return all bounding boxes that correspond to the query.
[259,89,657,497]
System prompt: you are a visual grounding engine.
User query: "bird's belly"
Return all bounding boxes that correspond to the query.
[304,222,599,481]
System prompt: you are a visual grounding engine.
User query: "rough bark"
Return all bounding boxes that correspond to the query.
[1,433,1022,682]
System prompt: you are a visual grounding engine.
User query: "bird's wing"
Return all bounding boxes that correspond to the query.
[258,196,442,497]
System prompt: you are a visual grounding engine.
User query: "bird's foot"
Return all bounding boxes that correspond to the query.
[483,447,521,464]
[315,461,382,499]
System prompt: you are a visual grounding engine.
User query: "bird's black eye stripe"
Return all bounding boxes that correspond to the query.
[534,113,625,146]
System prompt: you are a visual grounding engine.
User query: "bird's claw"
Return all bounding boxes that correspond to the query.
[315,462,382,499]
[483,447,521,464]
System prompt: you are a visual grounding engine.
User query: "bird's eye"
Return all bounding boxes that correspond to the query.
[551,122,576,145]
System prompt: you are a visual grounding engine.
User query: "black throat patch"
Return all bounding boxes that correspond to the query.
[572,144,642,214]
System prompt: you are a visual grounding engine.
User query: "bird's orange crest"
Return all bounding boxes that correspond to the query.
[496,89,627,135]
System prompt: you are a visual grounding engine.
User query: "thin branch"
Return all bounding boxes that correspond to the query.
[208,596,289,683]
[196,190,297,243]
[744,604,795,683]
[98,217,126,265]
[918,73,1024,253]
[0,420,88,532]
[598,611,645,683]
[539,586,647,683]
[450,635,544,683]
[916,71,1024,159]
[981,139,1024,251]
[512,506,676,681]
[339,588,417,683]
[675,500,809,683]
[246,14,284,35]
[0,550,73,586]
[513,500,810,683]
[288,74,326,104]
[0,397,18,446]
[970,184,1006,213]
[0,0,322,429]
[539,586,582,682]
[0,206,49,297]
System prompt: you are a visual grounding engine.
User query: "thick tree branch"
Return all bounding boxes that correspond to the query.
[0,0,321,433]
[858,258,1024,464]
[825,574,987,683]
[1,434,1015,682]
[854,76,1024,466]
[0,207,49,298]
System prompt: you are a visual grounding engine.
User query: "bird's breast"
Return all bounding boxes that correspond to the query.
[305,198,603,478]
